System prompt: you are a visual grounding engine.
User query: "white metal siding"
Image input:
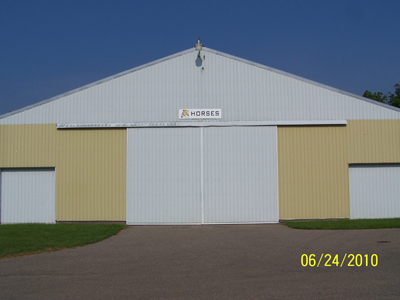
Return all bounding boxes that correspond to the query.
[349,164,400,219]
[0,168,56,224]
[126,128,202,224]
[203,127,278,223]
[1,48,399,125]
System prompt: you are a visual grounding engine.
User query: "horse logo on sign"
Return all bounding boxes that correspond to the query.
[180,110,190,118]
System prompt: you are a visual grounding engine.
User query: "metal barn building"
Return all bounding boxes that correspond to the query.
[1,42,400,224]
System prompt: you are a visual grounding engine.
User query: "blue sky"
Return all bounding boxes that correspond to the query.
[1,0,399,115]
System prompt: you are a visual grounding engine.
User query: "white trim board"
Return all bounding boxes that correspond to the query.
[58,120,347,129]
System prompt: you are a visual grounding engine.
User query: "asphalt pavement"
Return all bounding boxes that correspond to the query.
[0,224,399,299]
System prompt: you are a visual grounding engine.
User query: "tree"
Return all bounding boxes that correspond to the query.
[363,84,400,108]
[388,84,400,108]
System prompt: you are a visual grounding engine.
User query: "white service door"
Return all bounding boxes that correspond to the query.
[1,168,56,224]
[349,164,400,219]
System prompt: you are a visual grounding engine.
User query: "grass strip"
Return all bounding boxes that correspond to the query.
[283,218,400,230]
[0,223,127,259]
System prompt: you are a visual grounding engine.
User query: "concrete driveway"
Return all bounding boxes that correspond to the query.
[0,224,399,299]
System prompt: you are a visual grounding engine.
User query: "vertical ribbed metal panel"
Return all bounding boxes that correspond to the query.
[0,124,57,168]
[203,127,278,223]
[347,120,400,163]
[1,168,55,224]
[56,129,126,221]
[349,164,400,219]
[1,49,399,125]
[0,125,127,221]
[278,126,349,219]
[126,128,201,224]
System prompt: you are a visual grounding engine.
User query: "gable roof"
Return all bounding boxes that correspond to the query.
[1,47,399,124]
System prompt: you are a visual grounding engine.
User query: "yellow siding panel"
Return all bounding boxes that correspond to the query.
[56,129,126,221]
[278,120,400,220]
[278,126,349,219]
[0,124,58,167]
[0,125,126,221]
[347,120,400,163]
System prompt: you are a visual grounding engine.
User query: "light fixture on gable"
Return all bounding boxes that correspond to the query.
[195,37,202,58]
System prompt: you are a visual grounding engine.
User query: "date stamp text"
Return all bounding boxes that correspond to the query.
[301,254,378,267]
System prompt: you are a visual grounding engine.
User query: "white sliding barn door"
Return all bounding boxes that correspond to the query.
[126,128,201,224]
[126,126,279,224]
[203,127,278,223]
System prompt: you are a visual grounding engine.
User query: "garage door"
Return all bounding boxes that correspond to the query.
[0,168,56,224]
[349,164,400,219]
[126,126,278,224]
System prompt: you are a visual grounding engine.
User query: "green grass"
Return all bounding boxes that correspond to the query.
[0,223,127,259]
[282,218,400,230]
